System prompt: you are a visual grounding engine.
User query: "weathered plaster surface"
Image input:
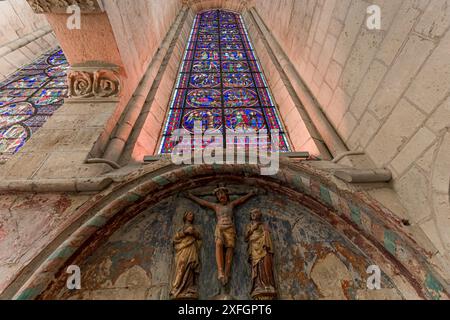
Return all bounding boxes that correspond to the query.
[1,160,446,300]
[0,192,90,293]
[52,189,402,300]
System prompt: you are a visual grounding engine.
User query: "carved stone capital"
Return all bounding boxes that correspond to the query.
[67,62,121,102]
[26,0,105,14]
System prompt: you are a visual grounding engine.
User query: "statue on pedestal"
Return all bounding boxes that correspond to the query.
[187,187,256,286]
[245,208,277,300]
[170,211,202,300]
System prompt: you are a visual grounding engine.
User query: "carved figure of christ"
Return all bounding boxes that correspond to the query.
[187,188,256,285]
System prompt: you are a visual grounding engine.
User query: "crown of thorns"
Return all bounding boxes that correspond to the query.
[213,187,229,195]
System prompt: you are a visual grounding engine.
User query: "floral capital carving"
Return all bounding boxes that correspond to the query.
[67,63,121,101]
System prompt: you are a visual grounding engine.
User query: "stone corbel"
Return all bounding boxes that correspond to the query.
[26,0,105,14]
[67,62,121,103]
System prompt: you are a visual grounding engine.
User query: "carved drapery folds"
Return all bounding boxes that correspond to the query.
[26,0,104,14]
[67,63,121,101]
[245,208,277,300]
[170,211,202,300]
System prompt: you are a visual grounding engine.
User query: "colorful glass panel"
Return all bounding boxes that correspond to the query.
[159,10,290,153]
[0,48,69,161]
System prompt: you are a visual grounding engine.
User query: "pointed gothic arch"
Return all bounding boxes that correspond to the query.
[11,160,448,300]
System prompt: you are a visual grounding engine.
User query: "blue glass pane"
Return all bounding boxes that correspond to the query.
[159,10,291,154]
[0,48,69,161]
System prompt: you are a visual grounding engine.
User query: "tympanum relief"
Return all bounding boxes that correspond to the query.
[52,184,404,300]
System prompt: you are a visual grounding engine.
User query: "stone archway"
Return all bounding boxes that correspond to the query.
[12,161,449,300]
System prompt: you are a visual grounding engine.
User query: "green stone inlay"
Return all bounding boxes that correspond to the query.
[350,204,361,225]
[183,166,194,175]
[425,273,443,300]
[293,175,304,190]
[152,175,171,186]
[15,287,42,300]
[48,246,76,260]
[384,229,397,255]
[320,185,332,206]
[126,193,141,203]
[87,215,108,228]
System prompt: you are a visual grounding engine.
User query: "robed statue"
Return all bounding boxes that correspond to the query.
[170,211,201,300]
[245,208,277,300]
[187,187,256,285]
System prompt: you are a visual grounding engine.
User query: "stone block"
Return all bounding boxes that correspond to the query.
[340,28,384,98]
[419,219,445,253]
[390,127,436,175]
[34,151,110,179]
[426,96,450,133]
[317,82,333,109]
[332,0,351,22]
[317,34,337,77]
[3,50,30,68]
[332,0,367,65]
[431,132,450,194]
[348,60,387,120]
[405,31,450,114]
[325,86,350,128]
[347,111,381,150]
[367,99,426,166]
[0,152,49,180]
[324,59,342,90]
[314,0,336,46]
[394,166,432,224]
[415,0,450,38]
[337,111,357,142]
[369,34,435,120]
[376,4,420,65]
[0,56,15,79]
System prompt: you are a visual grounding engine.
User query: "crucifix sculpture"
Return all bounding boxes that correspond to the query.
[187,187,256,286]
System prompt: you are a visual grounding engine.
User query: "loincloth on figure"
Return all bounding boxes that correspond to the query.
[214,225,236,248]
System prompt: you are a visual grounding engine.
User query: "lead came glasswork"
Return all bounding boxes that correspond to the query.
[159,10,290,154]
[0,48,69,161]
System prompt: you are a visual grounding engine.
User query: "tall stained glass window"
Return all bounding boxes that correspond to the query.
[0,48,69,161]
[159,10,290,154]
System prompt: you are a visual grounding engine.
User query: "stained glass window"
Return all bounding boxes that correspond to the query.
[0,48,69,162]
[159,10,290,154]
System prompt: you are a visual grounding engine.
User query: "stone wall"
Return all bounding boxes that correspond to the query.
[255,0,450,279]
[103,0,183,106]
[0,192,91,294]
[120,8,195,162]
[0,0,58,80]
